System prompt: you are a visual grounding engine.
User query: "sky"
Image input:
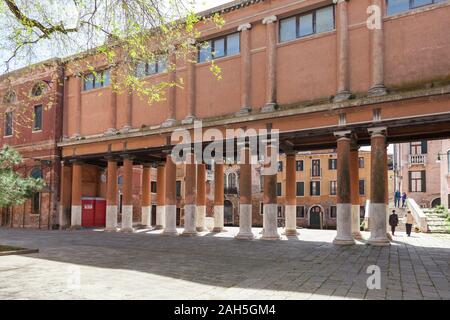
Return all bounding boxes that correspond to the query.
[195,0,231,11]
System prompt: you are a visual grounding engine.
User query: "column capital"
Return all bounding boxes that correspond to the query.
[238,23,252,32]
[334,130,352,140]
[262,15,277,24]
[368,126,387,137]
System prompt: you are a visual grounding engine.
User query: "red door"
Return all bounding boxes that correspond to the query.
[94,199,106,227]
[82,199,95,227]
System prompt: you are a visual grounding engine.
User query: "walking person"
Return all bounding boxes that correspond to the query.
[405,210,414,237]
[394,190,401,208]
[389,210,399,236]
[401,192,408,208]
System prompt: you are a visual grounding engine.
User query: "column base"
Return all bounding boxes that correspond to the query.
[261,235,281,240]
[106,205,118,231]
[104,227,119,232]
[368,238,391,246]
[368,84,388,97]
[181,231,198,237]
[235,107,251,116]
[141,206,152,228]
[284,229,299,236]
[154,225,164,230]
[235,232,254,240]
[352,232,363,240]
[71,205,82,228]
[69,226,82,231]
[212,227,225,233]
[163,205,178,236]
[162,230,179,236]
[196,227,206,232]
[181,115,196,125]
[262,204,280,240]
[368,203,390,246]
[120,228,134,233]
[121,205,133,232]
[161,118,176,128]
[213,205,224,232]
[333,90,352,103]
[284,205,297,236]
[261,103,277,113]
[333,238,356,245]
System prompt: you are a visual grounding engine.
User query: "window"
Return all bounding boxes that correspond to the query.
[198,33,240,63]
[151,181,157,193]
[277,182,282,197]
[260,202,264,215]
[410,140,427,155]
[359,180,365,196]
[310,181,321,196]
[83,69,110,91]
[329,159,337,170]
[31,167,43,179]
[387,0,445,16]
[4,111,13,136]
[33,105,43,131]
[296,160,304,171]
[330,181,337,196]
[32,192,41,215]
[409,171,426,192]
[279,5,335,43]
[278,161,283,172]
[31,82,46,97]
[3,91,16,104]
[359,157,365,169]
[311,159,321,177]
[330,206,337,219]
[176,181,182,197]
[277,205,284,218]
[296,182,304,197]
[296,206,305,218]
[136,57,167,77]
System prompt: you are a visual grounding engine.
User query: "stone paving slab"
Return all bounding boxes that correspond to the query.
[0,227,449,300]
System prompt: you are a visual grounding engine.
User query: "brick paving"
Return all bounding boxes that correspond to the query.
[0,227,449,300]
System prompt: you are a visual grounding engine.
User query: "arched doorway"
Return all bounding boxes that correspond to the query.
[431,198,441,208]
[309,206,323,229]
[224,200,233,226]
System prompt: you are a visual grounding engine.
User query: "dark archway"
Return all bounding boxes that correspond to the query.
[224,200,233,226]
[431,198,441,208]
[309,206,323,229]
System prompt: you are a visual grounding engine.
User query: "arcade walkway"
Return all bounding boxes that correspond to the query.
[0,227,449,300]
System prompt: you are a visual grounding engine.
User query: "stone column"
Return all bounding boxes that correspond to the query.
[155,162,166,229]
[162,53,177,127]
[213,161,225,232]
[59,161,72,229]
[333,131,355,245]
[105,157,119,231]
[368,127,390,246]
[262,145,280,240]
[183,47,196,125]
[334,0,352,102]
[73,75,82,138]
[70,161,83,229]
[350,144,362,239]
[163,153,178,235]
[196,163,207,231]
[121,155,134,232]
[236,144,254,239]
[284,152,298,236]
[141,164,152,228]
[262,16,278,113]
[369,0,387,96]
[236,23,252,115]
[182,151,197,236]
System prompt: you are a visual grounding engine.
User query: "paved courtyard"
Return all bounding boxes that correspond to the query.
[0,227,449,300]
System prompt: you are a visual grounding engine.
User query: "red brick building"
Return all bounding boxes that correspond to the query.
[0,59,64,228]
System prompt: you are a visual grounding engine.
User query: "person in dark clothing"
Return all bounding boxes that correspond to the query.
[401,192,408,207]
[394,190,401,208]
[389,210,399,236]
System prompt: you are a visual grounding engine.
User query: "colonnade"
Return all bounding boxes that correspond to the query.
[67,126,390,246]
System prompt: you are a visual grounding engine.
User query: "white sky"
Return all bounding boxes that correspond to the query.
[195,0,231,11]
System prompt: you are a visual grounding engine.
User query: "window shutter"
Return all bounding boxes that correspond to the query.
[421,171,426,193]
[421,140,428,154]
[408,171,412,193]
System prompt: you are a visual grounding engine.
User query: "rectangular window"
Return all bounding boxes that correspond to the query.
[296,206,305,218]
[330,181,337,196]
[387,0,444,16]
[136,57,167,78]
[4,111,13,136]
[330,206,337,219]
[409,171,426,192]
[278,161,283,172]
[310,181,321,196]
[83,69,110,91]
[33,105,43,131]
[279,5,335,43]
[32,192,40,215]
[296,182,305,197]
[198,33,240,63]
[176,181,182,197]
[277,205,284,218]
[151,181,157,193]
[359,180,365,196]
[296,160,304,171]
[359,157,365,169]
[410,141,422,155]
[260,202,264,215]
[311,159,321,177]
[328,159,337,170]
[277,182,282,197]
